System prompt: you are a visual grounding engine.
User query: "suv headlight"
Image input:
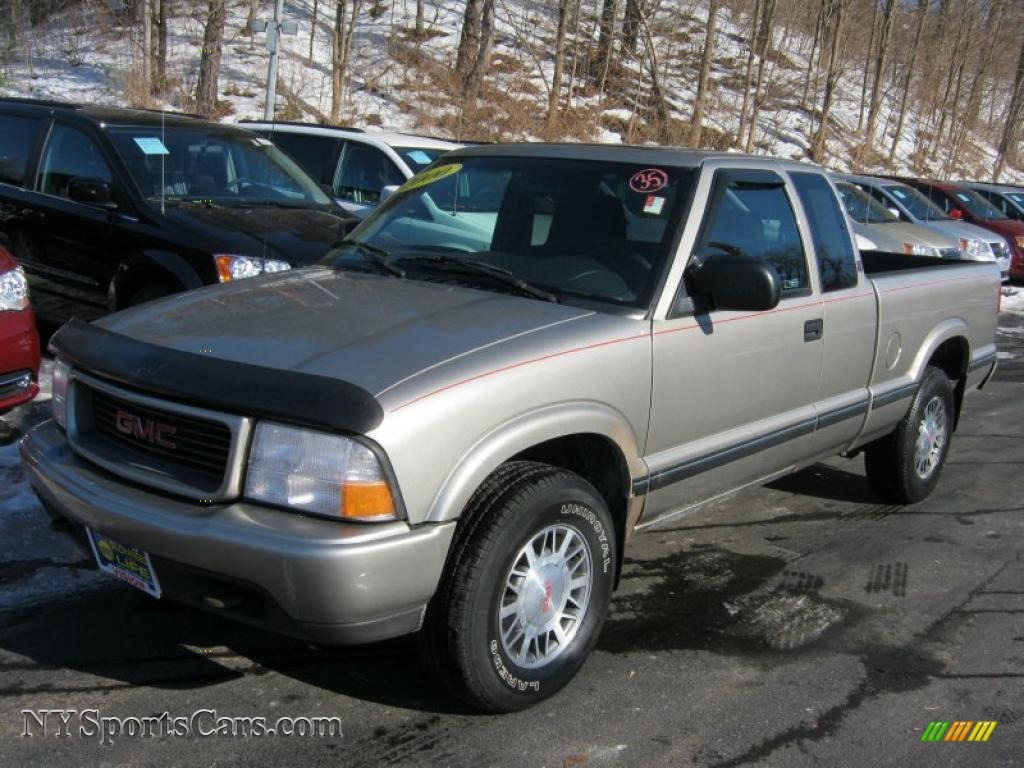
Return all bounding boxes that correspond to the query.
[245,421,399,521]
[52,358,71,428]
[0,266,29,311]
[903,242,936,257]
[214,254,291,282]
[959,238,992,258]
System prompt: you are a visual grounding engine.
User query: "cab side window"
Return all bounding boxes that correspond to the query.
[334,143,405,205]
[696,170,808,294]
[0,114,42,186]
[36,124,114,199]
[791,172,858,292]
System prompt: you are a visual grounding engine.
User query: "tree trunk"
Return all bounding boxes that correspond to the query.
[415,0,424,37]
[994,40,1024,181]
[863,0,895,152]
[811,0,849,163]
[745,0,775,152]
[857,0,878,131]
[688,0,719,147]
[950,0,1006,162]
[547,0,570,128]
[737,0,762,145]
[592,0,618,86]
[195,0,226,117]
[141,0,152,99]
[330,0,362,119]
[621,0,641,57]
[154,0,168,93]
[309,0,319,64]
[887,0,927,163]
[7,0,18,54]
[455,0,494,96]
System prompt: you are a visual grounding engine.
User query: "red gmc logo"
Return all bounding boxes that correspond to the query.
[114,410,177,449]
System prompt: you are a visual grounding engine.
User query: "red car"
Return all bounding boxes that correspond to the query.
[0,244,40,413]
[893,178,1024,280]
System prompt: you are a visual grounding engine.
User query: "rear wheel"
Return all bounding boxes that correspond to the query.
[864,365,954,503]
[421,461,616,712]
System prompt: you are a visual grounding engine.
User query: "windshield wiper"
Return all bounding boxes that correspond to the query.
[340,240,406,277]
[394,253,558,303]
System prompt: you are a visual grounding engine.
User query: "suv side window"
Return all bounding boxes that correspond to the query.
[696,169,809,293]
[926,188,953,213]
[36,124,114,198]
[0,113,42,186]
[266,132,339,186]
[334,142,405,204]
[790,172,858,292]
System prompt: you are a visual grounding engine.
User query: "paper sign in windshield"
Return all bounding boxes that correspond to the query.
[406,150,433,166]
[133,137,170,155]
[643,195,665,215]
[399,163,462,193]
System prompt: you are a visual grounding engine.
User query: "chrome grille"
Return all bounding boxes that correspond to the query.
[991,242,1009,259]
[938,247,961,259]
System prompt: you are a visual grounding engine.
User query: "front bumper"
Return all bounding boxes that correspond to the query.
[21,419,456,645]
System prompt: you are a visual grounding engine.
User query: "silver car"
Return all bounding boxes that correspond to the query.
[838,174,1011,280]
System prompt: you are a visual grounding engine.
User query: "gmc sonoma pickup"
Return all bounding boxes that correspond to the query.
[22,145,1000,712]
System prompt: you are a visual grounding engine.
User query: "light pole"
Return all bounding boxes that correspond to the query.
[251,0,297,120]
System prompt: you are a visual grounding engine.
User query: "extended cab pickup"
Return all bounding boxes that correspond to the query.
[22,146,1000,712]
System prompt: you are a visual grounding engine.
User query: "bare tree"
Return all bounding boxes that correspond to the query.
[862,0,895,153]
[309,0,319,64]
[593,0,618,89]
[141,0,152,97]
[547,0,570,129]
[330,0,363,121]
[415,0,424,37]
[737,0,762,144]
[688,0,719,147]
[811,0,851,163]
[994,39,1024,181]
[887,0,927,163]
[455,0,495,96]
[621,0,641,57]
[745,0,776,152]
[195,0,227,117]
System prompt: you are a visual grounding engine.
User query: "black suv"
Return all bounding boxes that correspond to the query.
[0,98,356,322]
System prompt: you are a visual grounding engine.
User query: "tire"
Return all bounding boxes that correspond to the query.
[864,366,955,504]
[421,461,616,713]
[126,284,173,306]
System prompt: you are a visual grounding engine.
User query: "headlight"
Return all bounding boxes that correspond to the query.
[52,359,71,428]
[903,242,936,257]
[959,238,992,258]
[245,421,398,521]
[1016,236,1024,250]
[213,254,291,282]
[0,266,29,311]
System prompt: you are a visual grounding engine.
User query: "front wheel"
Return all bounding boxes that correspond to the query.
[421,461,616,712]
[864,365,955,503]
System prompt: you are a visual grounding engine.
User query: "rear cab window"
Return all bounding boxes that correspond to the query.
[790,172,858,292]
[0,113,44,187]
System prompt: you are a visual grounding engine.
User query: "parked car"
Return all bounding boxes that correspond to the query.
[239,121,461,219]
[24,146,999,713]
[0,98,357,323]
[0,244,40,414]
[961,181,1024,222]
[832,180,961,257]
[836,173,1010,280]
[891,177,1024,280]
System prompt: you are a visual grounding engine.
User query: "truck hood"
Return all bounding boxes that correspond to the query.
[853,221,958,251]
[919,219,1009,249]
[96,268,595,396]
[157,203,353,266]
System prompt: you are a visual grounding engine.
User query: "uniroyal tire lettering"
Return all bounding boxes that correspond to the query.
[560,503,611,573]
[490,639,540,692]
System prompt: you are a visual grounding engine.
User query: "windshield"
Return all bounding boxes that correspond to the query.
[323,156,693,309]
[393,146,449,173]
[107,126,331,206]
[882,184,950,221]
[947,187,1007,220]
[835,182,897,224]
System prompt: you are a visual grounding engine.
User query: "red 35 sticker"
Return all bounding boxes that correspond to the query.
[629,168,668,193]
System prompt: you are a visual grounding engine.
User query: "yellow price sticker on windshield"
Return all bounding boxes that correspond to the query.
[399,163,462,193]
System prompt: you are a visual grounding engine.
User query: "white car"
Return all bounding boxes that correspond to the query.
[238,121,461,218]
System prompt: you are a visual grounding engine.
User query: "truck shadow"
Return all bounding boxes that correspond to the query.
[764,463,878,505]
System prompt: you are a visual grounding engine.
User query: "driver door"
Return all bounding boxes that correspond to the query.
[643,165,824,523]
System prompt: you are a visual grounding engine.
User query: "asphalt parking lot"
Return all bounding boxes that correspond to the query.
[0,310,1021,767]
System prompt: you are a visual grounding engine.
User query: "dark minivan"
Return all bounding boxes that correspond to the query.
[0,98,356,322]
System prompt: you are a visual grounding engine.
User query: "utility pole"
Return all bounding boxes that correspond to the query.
[251,0,297,120]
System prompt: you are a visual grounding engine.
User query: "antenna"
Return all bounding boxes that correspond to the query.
[160,106,166,216]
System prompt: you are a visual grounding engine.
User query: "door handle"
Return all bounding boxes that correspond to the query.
[804,319,823,342]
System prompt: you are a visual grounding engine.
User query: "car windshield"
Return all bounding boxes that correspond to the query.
[106,126,331,206]
[393,146,449,173]
[948,187,1007,220]
[322,156,693,309]
[882,184,950,221]
[835,182,897,224]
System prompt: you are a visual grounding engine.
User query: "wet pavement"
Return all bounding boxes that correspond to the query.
[0,311,1021,767]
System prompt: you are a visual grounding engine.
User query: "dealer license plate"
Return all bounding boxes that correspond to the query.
[86,529,162,598]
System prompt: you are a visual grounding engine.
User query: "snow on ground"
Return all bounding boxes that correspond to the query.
[1,0,1021,180]
[1001,286,1024,315]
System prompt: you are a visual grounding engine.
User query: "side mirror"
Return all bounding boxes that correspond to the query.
[686,255,782,312]
[949,208,963,220]
[379,184,400,203]
[68,177,116,209]
[887,207,901,219]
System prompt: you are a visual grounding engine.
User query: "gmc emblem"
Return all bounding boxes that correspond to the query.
[114,410,177,449]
